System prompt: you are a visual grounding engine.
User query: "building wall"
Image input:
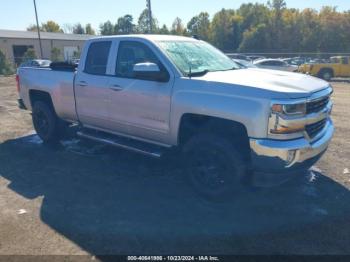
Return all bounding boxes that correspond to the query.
[0,37,86,65]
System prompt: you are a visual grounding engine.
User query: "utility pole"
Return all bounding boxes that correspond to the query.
[146,0,153,33]
[33,0,43,58]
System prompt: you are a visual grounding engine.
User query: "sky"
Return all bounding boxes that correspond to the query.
[1,0,349,33]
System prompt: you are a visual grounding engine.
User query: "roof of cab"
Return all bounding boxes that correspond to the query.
[87,34,198,43]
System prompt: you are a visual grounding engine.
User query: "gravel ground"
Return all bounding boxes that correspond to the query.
[0,76,350,257]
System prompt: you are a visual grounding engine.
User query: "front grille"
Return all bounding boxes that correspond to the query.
[305,118,327,139]
[306,96,330,114]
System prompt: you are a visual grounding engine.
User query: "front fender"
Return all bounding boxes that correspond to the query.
[169,89,270,145]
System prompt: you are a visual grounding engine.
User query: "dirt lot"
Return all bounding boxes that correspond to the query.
[0,76,350,257]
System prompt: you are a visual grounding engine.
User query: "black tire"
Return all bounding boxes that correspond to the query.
[182,133,248,201]
[319,69,333,81]
[32,101,62,144]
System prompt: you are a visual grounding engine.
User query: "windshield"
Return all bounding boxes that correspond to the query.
[157,40,240,76]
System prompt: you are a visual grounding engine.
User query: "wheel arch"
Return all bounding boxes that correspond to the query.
[177,113,251,162]
[29,90,56,114]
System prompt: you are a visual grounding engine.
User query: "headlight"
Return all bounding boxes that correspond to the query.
[269,102,306,137]
[272,103,306,116]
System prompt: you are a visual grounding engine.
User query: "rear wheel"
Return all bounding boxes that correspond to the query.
[32,101,62,144]
[182,133,248,201]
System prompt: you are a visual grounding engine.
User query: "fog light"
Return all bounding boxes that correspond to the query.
[286,150,297,167]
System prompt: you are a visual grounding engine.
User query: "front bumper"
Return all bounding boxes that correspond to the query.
[249,119,334,186]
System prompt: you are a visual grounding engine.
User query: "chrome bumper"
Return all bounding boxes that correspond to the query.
[249,119,334,183]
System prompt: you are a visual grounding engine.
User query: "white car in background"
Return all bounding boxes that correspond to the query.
[254,59,298,72]
[232,59,257,68]
[19,59,51,68]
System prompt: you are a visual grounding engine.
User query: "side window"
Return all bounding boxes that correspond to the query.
[116,41,162,79]
[84,41,111,75]
[342,57,349,65]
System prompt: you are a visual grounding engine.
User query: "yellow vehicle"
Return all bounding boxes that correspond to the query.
[298,56,350,81]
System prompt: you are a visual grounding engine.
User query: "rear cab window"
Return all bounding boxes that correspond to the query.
[84,41,112,75]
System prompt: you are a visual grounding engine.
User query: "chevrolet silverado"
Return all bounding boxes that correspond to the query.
[17,35,334,199]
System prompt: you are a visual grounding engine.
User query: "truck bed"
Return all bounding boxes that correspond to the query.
[18,67,78,122]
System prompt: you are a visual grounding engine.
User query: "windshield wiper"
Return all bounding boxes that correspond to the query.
[187,69,209,77]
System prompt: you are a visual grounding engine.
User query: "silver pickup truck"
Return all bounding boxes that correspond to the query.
[17,35,334,199]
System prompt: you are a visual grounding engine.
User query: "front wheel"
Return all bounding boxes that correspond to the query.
[182,134,248,201]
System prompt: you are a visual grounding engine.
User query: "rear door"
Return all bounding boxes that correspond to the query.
[106,40,174,144]
[75,40,113,129]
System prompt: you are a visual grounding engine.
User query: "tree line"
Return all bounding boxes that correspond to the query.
[25,0,350,53]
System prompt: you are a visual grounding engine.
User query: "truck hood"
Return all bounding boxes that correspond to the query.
[196,68,330,98]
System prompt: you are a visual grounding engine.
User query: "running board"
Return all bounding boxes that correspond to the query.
[77,130,163,158]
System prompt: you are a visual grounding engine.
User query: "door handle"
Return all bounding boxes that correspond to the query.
[78,81,88,87]
[110,84,123,91]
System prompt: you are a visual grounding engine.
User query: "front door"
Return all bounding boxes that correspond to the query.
[106,40,174,144]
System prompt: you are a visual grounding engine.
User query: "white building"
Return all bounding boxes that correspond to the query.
[0,29,93,65]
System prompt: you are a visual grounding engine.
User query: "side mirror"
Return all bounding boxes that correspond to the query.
[133,62,168,82]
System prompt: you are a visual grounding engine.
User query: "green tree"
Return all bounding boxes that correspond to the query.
[85,24,96,35]
[137,9,158,33]
[158,24,170,34]
[237,3,270,30]
[51,47,62,61]
[239,23,271,52]
[210,8,236,51]
[41,20,63,33]
[27,21,63,33]
[281,8,303,52]
[268,0,287,50]
[171,17,185,35]
[115,15,135,34]
[318,7,348,52]
[299,8,322,52]
[73,23,85,34]
[27,24,38,32]
[23,48,37,61]
[236,3,270,50]
[0,49,14,75]
[187,12,210,40]
[100,21,114,35]
[73,49,81,59]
